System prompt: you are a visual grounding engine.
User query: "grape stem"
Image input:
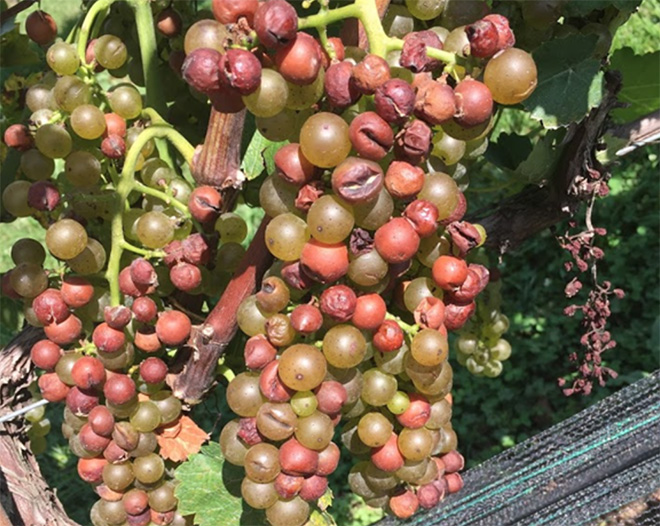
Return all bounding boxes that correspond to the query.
[298,0,459,66]
[105,125,195,306]
[76,0,118,62]
[385,312,419,336]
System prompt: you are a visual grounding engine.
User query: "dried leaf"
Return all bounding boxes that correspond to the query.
[156,415,209,462]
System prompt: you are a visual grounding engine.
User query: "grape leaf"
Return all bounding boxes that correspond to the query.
[523,34,604,128]
[485,133,533,171]
[609,48,660,123]
[0,25,40,69]
[155,415,209,462]
[564,0,641,16]
[174,442,266,526]
[240,129,287,181]
[514,129,564,184]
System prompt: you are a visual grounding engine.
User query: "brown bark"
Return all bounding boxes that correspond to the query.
[0,327,79,526]
[168,218,274,405]
[471,72,623,253]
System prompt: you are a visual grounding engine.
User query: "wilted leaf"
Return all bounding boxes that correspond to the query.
[523,34,604,128]
[156,415,209,462]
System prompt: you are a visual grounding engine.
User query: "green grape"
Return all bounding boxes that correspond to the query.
[103,461,135,491]
[374,342,408,375]
[432,131,466,166]
[215,212,248,244]
[24,304,43,327]
[411,328,448,367]
[354,187,394,230]
[322,325,367,368]
[10,263,48,298]
[278,344,327,392]
[30,108,54,128]
[126,127,155,158]
[20,149,55,181]
[357,412,393,447]
[264,213,309,261]
[443,25,470,57]
[65,150,102,187]
[53,76,91,112]
[220,419,249,466]
[484,48,538,106]
[418,172,459,221]
[46,42,80,75]
[403,277,438,313]
[140,158,174,188]
[25,403,46,423]
[442,114,494,141]
[68,238,106,275]
[347,250,388,288]
[290,390,318,417]
[383,4,415,38]
[256,403,297,441]
[405,0,446,20]
[299,112,351,168]
[490,339,512,361]
[148,482,178,512]
[29,418,51,437]
[2,181,35,217]
[236,295,269,336]
[256,109,308,142]
[133,453,165,484]
[170,177,192,203]
[56,352,83,386]
[95,497,127,526]
[123,208,144,241]
[457,333,478,354]
[243,68,289,118]
[295,411,334,450]
[465,356,485,375]
[306,195,354,244]
[129,401,162,433]
[265,496,310,526]
[361,368,397,407]
[26,84,55,112]
[417,231,450,268]
[241,478,279,510]
[34,123,72,159]
[285,69,325,110]
[259,175,299,218]
[483,359,503,378]
[387,391,410,415]
[29,436,47,455]
[70,104,106,140]
[150,390,182,424]
[109,85,143,119]
[215,242,245,273]
[183,19,229,54]
[226,372,264,417]
[46,219,88,260]
[398,427,433,461]
[94,34,128,70]
[136,211,174,249]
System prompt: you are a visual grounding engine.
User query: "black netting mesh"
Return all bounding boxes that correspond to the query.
[377,371,660,526]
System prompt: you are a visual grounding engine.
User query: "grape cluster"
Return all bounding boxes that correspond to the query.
[1,0,539,524]
[456,269,512,377]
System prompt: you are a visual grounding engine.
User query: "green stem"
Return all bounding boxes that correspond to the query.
[77,0,118,62]
[385,313,419,336]
[132,181,191,216]
[298,3,360,31]
[120,240,164,258]
[218,364,236,383]
[105,126,195,306]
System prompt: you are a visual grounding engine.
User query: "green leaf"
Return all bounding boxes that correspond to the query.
[523,34,604,128]
[564,0,641,16]
[174,442,265,526]
[610,48,660,123]
[514,129,564,183]
[240,129,287,181]
[0,25,40,69]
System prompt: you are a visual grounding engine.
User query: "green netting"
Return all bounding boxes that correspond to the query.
[378,371,660,526]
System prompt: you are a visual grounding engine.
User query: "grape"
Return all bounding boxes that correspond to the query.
[227,372,265,417]
[130,401,162,432]
[398,427,434,461]
[34,123,72,159]
[243,68,289,118]
[9,263,48,298]
[285,69,325,110]
[2,181,33,217]
[215,212,248,243]
[361,368,397,407]
[290,391,318,417]
[354,187,394,230]
[53,75,91,112]
[245,443,281,483]
[484,48,538,105]
[387,391,411,415]
[20,149,55,181]
[432,131,466,166]
[155,310,191,346]
[46,42,80,75]
[265,213,309,261]
[136,211,174,249]
[94,35,128,70]
[237,295,269,336]
[241,478,279,510]
[322,325,367,368]
[256,276,290,313]
[259,175,299,218]
[306,195,354,244]
[46,219,88,260]
[68,238,106,275]
[299,112,351,168]
[133,452,165,484]
[151,391,182,424]
[184,19,229,54]
[357,412,393,447]
[256,110,304,142]
[278,344,327,391]
[256,402,297,441]
[148,482,178,513]
[295,411,333,450]
[65,150,102,187]
[26,84,55,112]
[406,0,446,20]
[265,496,310,526]
[103,461,135,491]
[25,10,57,45]
[220,420,250,466]
[109,86,143,120]
[418,172,459,220]
[70,105,107,140]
